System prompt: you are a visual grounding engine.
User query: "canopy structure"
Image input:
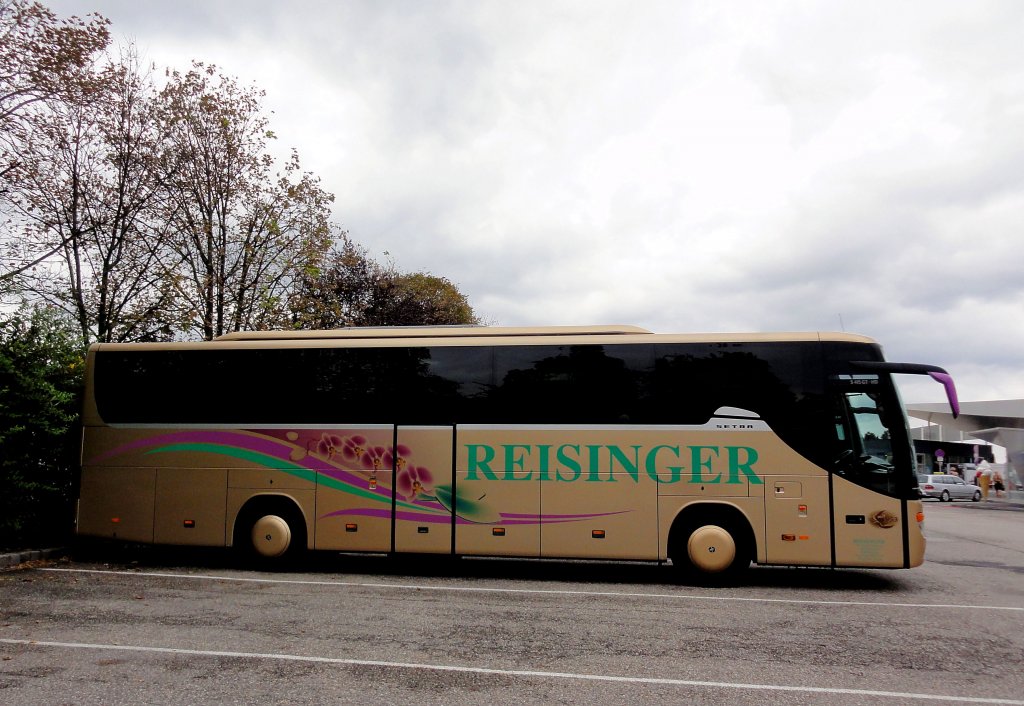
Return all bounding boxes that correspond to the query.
[906,399,1024,479]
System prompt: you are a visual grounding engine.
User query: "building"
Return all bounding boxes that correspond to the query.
[906,399,1024,485]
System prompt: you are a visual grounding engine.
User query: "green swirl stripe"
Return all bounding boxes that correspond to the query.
[144,442,437,513]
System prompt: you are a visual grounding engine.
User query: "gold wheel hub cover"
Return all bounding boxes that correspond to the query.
[251,515,291,558]
[687,525,736,573]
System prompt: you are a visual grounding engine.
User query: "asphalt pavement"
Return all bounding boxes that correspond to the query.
[2,490,1021,568]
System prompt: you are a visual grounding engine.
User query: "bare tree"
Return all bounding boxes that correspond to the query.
[157,63,333,340]
[0,0,110,283]
[1,7,478,341]
[3,48,175,345]
[81,51,177,342]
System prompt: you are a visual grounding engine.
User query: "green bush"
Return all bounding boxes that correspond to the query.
[0,307,84,551]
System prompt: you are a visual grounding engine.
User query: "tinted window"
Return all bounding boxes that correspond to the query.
[651,342,827,466]
[93,338,825,468]
[491,344,653,423]
[401,346,493,424]
[95,347,411,424]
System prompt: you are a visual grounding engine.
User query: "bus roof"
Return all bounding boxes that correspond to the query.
[204,326,875,345]
[214,325,654,341]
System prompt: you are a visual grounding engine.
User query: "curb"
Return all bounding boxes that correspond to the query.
[941,500,1024,512]
[0,547,66,568]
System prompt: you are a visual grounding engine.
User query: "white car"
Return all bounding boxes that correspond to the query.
[917,474,982,502]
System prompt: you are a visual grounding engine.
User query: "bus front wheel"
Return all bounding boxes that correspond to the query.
[686,525,737,573]
[670,515,751,582]
[236,501,306,567]
[250,514,293,558]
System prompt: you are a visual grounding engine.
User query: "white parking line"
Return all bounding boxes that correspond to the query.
[1,638,1021,704]
[40,567,1024,612]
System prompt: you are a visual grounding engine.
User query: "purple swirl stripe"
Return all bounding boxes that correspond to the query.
[91,429,393,501]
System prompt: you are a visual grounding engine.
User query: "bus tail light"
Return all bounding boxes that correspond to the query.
[916,512,925,523]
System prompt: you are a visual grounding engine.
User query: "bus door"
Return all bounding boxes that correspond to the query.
[393,426,455,554]
[314,425,395,553]
[829,375,909,567]
[453,426,541,557]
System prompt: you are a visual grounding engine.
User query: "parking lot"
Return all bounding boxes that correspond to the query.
[2,502,1023,705]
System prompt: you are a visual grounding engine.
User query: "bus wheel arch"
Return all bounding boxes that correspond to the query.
[668,503,754,581]
[233,495,308,566]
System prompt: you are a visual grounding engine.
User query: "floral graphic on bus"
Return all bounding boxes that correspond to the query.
[341,434,368,463]
[397,464,433,501]
[89,428,625,528]
[316,432,345,460]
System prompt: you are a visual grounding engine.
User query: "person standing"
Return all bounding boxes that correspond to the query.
[978,459,993,501]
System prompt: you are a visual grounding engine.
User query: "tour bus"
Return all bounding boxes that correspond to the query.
[76,326,960,577]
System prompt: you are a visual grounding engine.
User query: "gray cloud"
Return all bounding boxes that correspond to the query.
[46,0,1024,403]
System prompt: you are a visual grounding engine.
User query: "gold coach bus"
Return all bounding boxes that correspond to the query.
[76,326,960,578]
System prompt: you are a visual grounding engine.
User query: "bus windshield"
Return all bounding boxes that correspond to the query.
[832,374,911,496]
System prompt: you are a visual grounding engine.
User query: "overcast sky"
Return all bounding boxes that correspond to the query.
[50,0,1024,406]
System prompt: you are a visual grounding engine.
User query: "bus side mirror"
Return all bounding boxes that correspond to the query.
[927,371,960,419]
